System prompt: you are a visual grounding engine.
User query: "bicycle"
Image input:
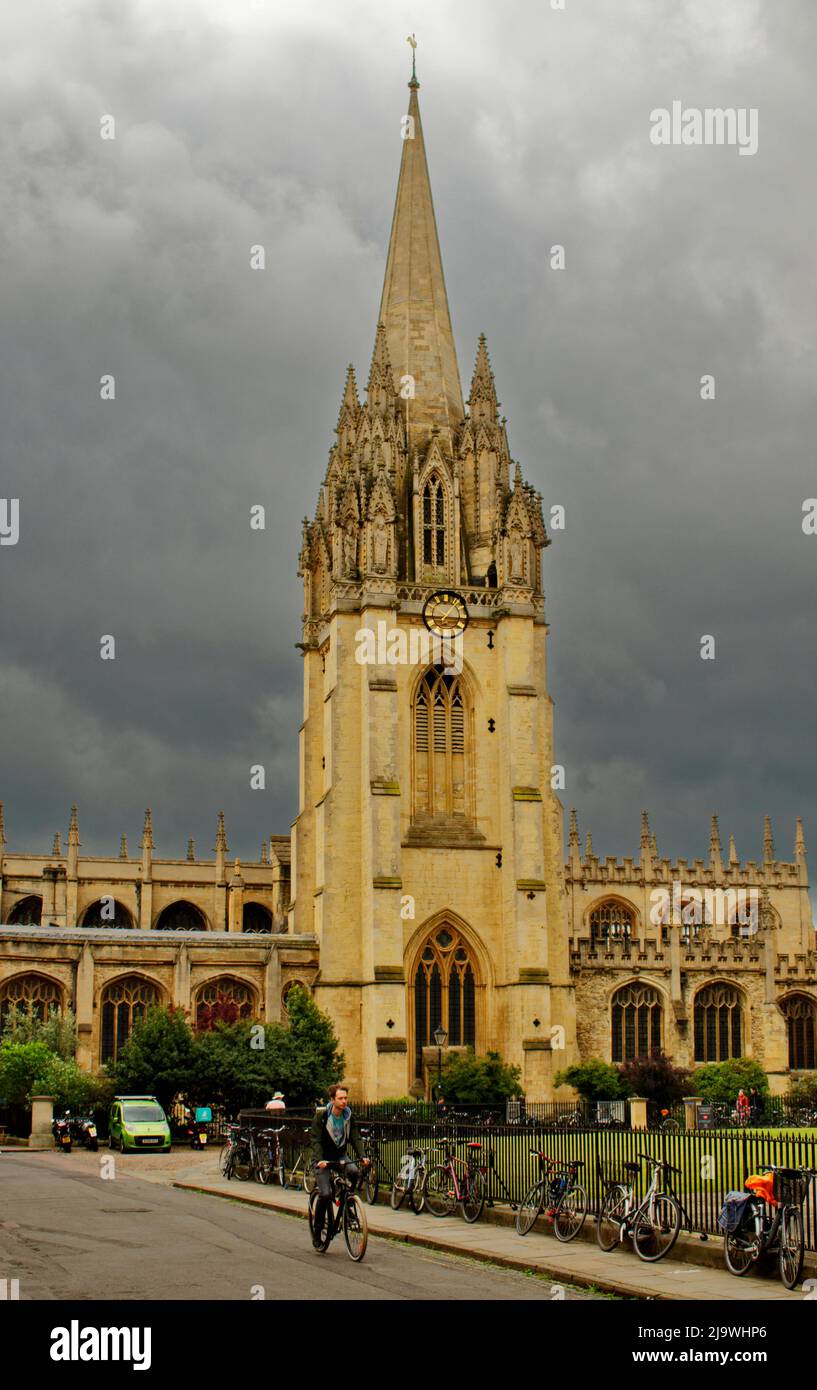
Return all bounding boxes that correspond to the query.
[308,1160,369,1261]
[722,1165,816,1289]
[285,1127,317,1193]
[361,1129,396,1206]
[219,1123,255,1181]
[516,1152,587,1242]
[597,1153,682,1262]
[255,1125,286,1186]
[425,1139,486,1223]
[390,1146,428,1213]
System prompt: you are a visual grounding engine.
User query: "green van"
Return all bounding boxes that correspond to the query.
[108,1095,171,1152]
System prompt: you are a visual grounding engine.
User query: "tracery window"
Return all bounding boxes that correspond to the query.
[81,898,134,929]
[155,901,208,931]
[413,926,476,1078]
[782,994,817,1071]
[243,902,273,934]
[611,983,662,1062]
[195,977,254,1031]
[6,896,42,926]
[100,976,160,1064]
[422,475,446,571]
[0,974,62,1029]
[413,666,470,820]
[694,983,742,1062]
[590,899,635,944]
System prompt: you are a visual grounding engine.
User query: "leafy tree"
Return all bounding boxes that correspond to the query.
[555,1059,625,1102]
[788,1074,817,1109]
[438,1049,521,1104]
[1,1005,77,1059]
[110,1005,196,1111]
[188,1019,275,1115]
[0,1040,56,1105]
[690,1058,769,1104]
[617,1054,690,1108]
[268,986,344,1104]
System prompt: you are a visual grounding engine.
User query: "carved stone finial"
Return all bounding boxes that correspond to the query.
[187,838,195,862]
[141,808,154,851]
[763,815,775,863]
[728,834,738,866]
[261,840,269,865]
[68,805,80,845]
[53,832,62,856]
[795,817,807,860]
[585,831,594,859]
[568,808,579,847]
[119,834,128,860]
[214,811,228,854]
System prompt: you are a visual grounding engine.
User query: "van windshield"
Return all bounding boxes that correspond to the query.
[123,1104,165,1124]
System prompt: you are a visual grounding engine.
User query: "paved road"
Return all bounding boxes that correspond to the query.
[0,1150,600,1300]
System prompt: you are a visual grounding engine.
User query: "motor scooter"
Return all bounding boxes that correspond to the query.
[52,1115,72,1152]
[186,1105,212,1149]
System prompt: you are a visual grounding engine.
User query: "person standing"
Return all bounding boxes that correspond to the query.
[265,1092,286,1112]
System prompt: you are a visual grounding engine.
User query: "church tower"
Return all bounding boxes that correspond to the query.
[290,61,573,1099]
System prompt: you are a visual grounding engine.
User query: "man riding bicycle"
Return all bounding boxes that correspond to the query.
[309,1082,370,1250]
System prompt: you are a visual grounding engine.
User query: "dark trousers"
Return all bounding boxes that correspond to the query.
[313,1159,360,1230]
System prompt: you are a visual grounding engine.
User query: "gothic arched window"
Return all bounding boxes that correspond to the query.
[155,901,208,931]
[100,976,160,1064]
[0,973,62,1029]
[611,983,662,1062]
[412,926,477,1079]
[81,898,135,929]
[694,983,742,1061]
[422,475,446,572]
[6,896,42,926]
[782,994,817,1070]
[589,899,635,944]
[243,902,273,934]
[195,977,254,1031]
[413,666,470,820]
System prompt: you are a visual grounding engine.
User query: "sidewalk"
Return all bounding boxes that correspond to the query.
[172,1171,802,1301]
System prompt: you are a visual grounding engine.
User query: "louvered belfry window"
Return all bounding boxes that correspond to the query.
[414,666,469,819]
[422,475,445,570]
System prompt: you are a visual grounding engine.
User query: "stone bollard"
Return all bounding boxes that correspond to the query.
[629,1096,648,1130]
[683,1096,702,1130]
[29,1095,56,1147]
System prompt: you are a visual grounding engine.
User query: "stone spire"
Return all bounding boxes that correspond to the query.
[709,814,723,872]
[795,817,807,862]
[651,833,658,860]
[568,809,581,874]
[260,839,269,865]
[639,811,653,876]
[728,833,738,866]
[336,364,360,431]
[119,834,128,860]
[378,71,464,450]
[187,838,195,862]
[214,811,228,882]
[68,805,80,877]
[763,815,774,864]
[0,802,5,848]
[467,334,499,425]
[52,832,62,856]
[141,809,154,879]
[585,831,594,861]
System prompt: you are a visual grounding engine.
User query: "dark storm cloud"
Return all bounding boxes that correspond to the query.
[0,0,815,880]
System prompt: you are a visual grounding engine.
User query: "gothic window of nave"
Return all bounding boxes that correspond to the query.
[0,973,62,1029]
[611,983,662,1062]
[413,667,472,821]
[242,902,273,933]
[100,976,161,1064]
[80,898,135,929]
[589,899,635,944]
[6,895,42,926]
[781,994,817,1071]
[693,982,743,1062]
[412,926,477,1079]
[195,977,255,1030]
[154,901,208,931]
[422,474,446,575]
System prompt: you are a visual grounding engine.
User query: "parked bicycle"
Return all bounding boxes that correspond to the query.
[286,1129,317,1193]
[425,1138,486,1223]
[597,1153,682,1262]
[390,1146,428,1213]
[308,1160,368,1261]
[721,1165,816,1289]
[255,1124,286,1186]
[361,1128,396,1206]
[516,1151,587,1241]
[219,1123,255,1181]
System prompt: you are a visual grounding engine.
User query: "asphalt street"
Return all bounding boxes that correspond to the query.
[0,1150,601,1300]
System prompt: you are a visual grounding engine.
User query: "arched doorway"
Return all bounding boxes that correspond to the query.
[410,923,479,1082]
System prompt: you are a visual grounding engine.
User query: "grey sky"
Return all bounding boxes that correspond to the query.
[0,0,815,873]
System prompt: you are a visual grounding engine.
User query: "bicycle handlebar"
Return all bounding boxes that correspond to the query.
[636,1152,682,1175]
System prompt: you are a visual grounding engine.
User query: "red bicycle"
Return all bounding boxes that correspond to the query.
[424,1138,487,1223]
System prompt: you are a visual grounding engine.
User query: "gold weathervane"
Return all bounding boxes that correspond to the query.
[406,33,418,82]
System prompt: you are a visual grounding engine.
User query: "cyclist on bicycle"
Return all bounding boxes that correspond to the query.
[309,1082,369,1250]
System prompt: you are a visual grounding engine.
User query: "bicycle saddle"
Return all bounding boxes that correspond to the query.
[623,1162,641,1175]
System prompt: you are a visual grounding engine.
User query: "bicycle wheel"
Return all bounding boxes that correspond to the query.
[633,1194,681,1262]
[661,1119,680,1134]
[275,1150,286,1187]
[304,1165,317,1196]
[554,1184,587,1244]
[597,1185,629,1252]
[424,1164,457,1217]
[218,1143,233,1178]
[342,1194,369,1262]
[410,1167,427,1214]
[516,1180,545,1236]
[390,1169,409,1210]
[724,1229,757,1276]
[234,1146,253,1181]
[779,1206,804,1289]
[363,1163,378,1205]
[255,1149,272,1184]
[308,1190,332,1253]
[462,1169,486,1224]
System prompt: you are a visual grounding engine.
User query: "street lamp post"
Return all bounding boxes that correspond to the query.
[433,1023,448,1100]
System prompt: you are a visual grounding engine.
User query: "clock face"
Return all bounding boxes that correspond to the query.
[422,590,469,639]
